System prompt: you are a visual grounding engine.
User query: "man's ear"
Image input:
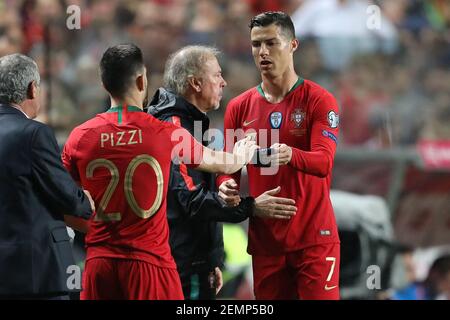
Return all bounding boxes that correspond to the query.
[291,38,299,53]
[188,76,202,93]
[27,81,38,100]
[136,74,145,92]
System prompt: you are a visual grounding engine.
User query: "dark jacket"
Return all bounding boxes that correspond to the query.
[147,88,253,277]
[0,103,92,296]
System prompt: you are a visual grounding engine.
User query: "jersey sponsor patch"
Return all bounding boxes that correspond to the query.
[320,229,331,236]
[269,112,283,129]
[290,109,305,128]
[322,130,337,143]
[327,111,339,128]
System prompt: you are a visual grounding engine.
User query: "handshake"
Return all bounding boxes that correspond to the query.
[222,135,297,220]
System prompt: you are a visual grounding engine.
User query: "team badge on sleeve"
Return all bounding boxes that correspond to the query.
[327,111,339,128]
[270,112,283,129]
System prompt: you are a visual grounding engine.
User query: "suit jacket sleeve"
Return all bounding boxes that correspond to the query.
[31,124,92,219]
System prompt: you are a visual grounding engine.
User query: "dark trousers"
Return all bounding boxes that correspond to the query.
[0,293,70,300]
[180,271,216,300]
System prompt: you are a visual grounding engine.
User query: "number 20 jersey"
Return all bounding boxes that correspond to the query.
[62,106,201,269]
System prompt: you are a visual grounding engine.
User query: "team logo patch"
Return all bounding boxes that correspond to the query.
[269,112,283,129]
[290,109,305,128]
[327,110,339,128]
[322,130,337,143]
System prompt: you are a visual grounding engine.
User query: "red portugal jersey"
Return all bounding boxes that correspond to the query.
[62,105,202,268]
[218,78,340,255]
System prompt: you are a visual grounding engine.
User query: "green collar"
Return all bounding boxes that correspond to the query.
[106,105,142,124]
[107,105,142,112]
[257,77,304,101]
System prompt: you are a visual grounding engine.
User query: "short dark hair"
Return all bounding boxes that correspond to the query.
[100,44,144,98]
[249,11,295,40]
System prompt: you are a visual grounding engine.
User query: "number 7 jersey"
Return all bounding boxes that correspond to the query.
[62,106,202,268]
[218,79,340,255]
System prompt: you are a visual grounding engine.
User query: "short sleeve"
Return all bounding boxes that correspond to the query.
[61,128,81,183]
[166,124,204,168]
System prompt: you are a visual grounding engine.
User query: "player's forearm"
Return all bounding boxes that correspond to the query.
[197,150,245,174]
[216,172,241,189]
[64,215,89,233]
[289,147,334,177]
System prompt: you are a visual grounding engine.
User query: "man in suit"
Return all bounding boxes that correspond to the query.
[0,53,94,299]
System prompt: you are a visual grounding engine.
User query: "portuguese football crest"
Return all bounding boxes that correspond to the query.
[290,109,305,128]
[270,112,282,129]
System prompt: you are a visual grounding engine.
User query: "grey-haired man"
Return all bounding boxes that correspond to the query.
[0,53,94,299]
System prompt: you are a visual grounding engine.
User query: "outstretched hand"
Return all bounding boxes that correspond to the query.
[253,186,296,219]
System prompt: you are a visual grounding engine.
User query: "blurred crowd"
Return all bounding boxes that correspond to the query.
[1,0,449,300]
[1,0,449,147]
[388,247,450,300]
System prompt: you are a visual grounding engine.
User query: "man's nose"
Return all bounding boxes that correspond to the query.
[259,44,269,57]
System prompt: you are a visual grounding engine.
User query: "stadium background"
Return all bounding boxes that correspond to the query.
[1,0,449,299]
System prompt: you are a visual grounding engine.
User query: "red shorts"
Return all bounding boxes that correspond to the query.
[81,257,184,300]
[252,243,340,300]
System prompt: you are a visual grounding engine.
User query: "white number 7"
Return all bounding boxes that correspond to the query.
[325,257,336,282]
